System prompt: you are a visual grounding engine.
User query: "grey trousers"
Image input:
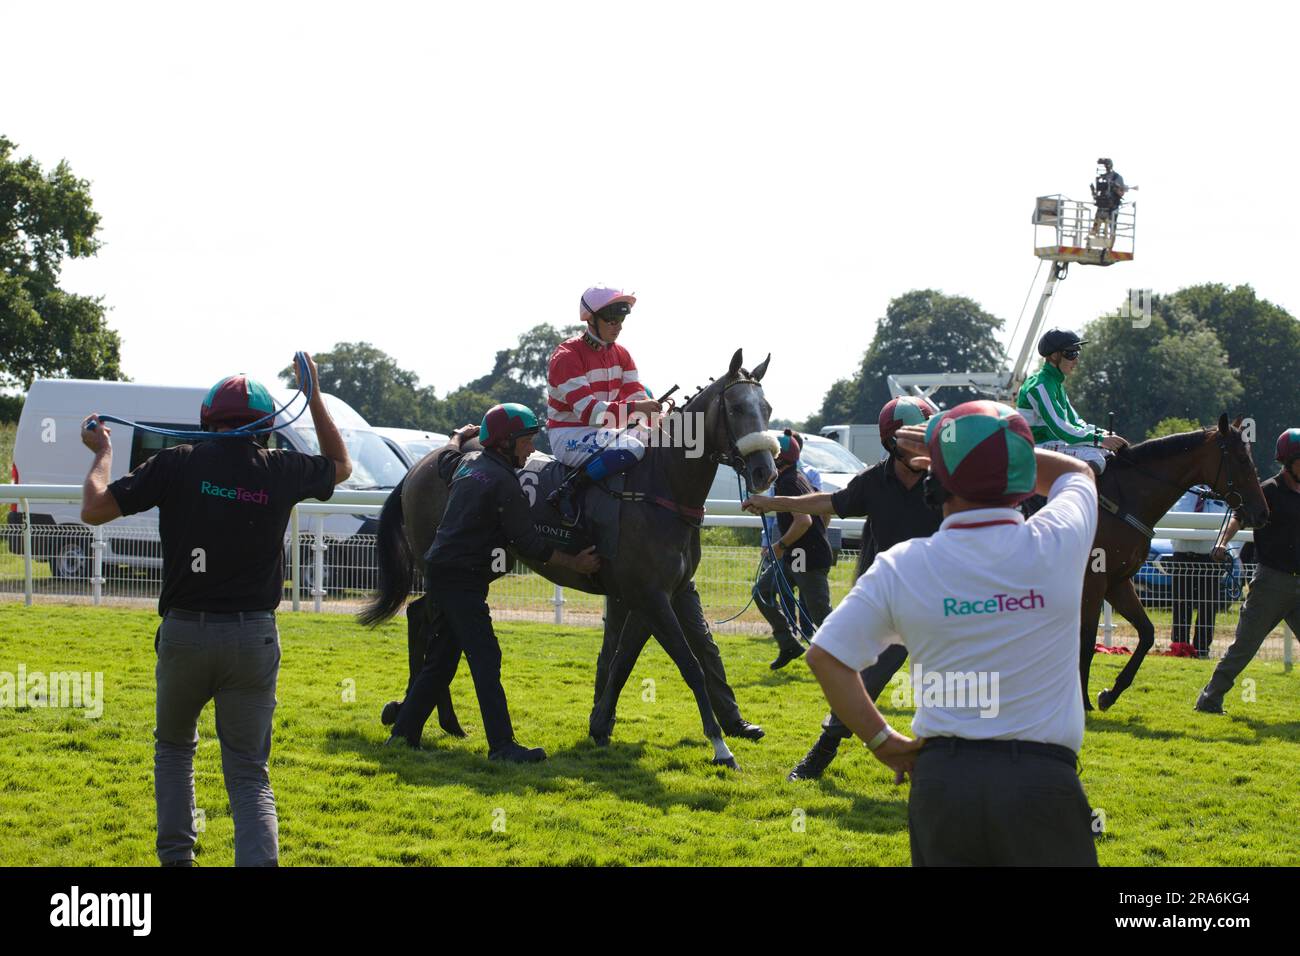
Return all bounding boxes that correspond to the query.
[909,742,1098,866]
[155,613,281,867]
[1202,565,1300,705]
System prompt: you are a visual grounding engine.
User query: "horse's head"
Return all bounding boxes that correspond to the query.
[1208,414,1269,528]
[693,348,778,494]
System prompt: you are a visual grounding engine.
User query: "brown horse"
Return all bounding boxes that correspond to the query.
[360,348,779,767]
[1082,415,1269,711]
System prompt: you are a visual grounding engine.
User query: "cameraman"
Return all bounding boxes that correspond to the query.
[807,402,1100,866]
[1090,157,1128,243]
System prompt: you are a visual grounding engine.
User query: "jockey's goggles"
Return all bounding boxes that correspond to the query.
[1062,348,1081,360]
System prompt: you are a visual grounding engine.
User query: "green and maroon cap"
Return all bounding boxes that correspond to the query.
[924,400,1036,506]
[201,375,276,429]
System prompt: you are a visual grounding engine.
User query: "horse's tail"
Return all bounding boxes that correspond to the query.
[358,475,413,628]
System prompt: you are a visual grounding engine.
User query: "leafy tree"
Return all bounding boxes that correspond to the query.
[0,136,124,388]
[1147,416,1202,439]
[279,342,434,428]
[814,289,1006,425]
[1071,297,1243,456]
[1163,283,1300,473]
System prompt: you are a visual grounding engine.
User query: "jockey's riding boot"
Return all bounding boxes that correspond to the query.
[788,731,841,781]
[547,471,591,528]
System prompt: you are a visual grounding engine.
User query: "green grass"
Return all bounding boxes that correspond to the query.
[0,604,1296,866]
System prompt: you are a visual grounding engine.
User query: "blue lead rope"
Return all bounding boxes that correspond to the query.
[710,471,818,643]
[86,351,315,441]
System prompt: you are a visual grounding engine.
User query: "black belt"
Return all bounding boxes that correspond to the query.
[922,736,1077,767]
[165,609,276,624]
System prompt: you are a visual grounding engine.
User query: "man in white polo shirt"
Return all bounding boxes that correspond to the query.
[807,400,1099,866]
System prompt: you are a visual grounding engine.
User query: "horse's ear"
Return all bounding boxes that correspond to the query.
[752,353,771,382]
[1218,413,1230,435]
[728,349,744,377]
[1232,415,1244,429]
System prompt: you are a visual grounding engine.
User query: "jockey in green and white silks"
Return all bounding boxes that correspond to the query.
[1016,328,1128,474]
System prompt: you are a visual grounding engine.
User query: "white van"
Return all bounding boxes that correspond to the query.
[6,379,408,592]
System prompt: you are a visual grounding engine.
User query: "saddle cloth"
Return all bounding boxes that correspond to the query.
[516,455,622,559]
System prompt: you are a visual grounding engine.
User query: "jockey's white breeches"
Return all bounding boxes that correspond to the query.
[1038,440,1107,473]
[548,425,648,468]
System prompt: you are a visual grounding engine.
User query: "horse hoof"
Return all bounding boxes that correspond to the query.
[591,733,610,747]
[1082,697,1094,712]
[711,756,740,770]
[1097,689,1115,712]
[380,701,401,727]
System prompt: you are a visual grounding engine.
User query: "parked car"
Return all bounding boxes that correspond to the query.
[6,378,407,594]
[373,426,449,468]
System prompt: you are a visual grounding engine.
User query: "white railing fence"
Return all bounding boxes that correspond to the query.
[1,484,1292,666]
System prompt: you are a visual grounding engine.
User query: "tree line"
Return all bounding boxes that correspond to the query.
[806,285,1299,474]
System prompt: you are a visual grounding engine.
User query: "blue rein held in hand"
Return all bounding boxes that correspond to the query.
[84,351,315,442]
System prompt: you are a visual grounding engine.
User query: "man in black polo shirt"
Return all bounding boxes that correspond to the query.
[388,403,600,762]
[754,430,834,670]
[744,396,939,779]
[79,355,351,866]
[1196,427,1300,714]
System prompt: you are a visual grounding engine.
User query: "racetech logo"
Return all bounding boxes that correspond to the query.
[200,480,269,505]
[943,589,1045,617]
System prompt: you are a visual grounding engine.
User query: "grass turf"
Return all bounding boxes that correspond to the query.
[0,603,1296,866]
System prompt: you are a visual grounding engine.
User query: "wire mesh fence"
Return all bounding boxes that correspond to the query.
[1,514,1294,661]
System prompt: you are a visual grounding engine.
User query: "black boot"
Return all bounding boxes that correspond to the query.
[488,739,548,763]
[770,643,805,671]
[788,732,841,780]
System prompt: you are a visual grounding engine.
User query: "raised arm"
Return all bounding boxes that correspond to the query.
[298,352,352,485]
[79,416,122,525]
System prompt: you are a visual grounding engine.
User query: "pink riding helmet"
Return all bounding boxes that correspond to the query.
[580,285,637,321]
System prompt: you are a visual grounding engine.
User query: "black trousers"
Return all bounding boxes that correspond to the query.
[754,564,833,653]
[595,581,745,730]
[822,643,910,740]
[1170,552,1221,656]
[392,582,515,751]
[909,740,1098,866]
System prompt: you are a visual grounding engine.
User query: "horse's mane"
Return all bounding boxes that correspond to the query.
[1112,428,1212,467]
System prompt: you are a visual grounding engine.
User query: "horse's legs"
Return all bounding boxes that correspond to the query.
[670,581,747,732]
[594,595,635,704]
[1079,580,1107,712]
[589,608,652,745]
[1096,577,1156,710]
[639,593,734,767]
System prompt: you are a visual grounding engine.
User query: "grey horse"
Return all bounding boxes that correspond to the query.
[360,348,779,768]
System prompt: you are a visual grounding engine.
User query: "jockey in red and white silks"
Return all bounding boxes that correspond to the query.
[546,285,658,481]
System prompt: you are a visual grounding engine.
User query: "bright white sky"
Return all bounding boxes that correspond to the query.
[6,0,1296,422]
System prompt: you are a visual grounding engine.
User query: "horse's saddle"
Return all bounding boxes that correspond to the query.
[515,456,622,559]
